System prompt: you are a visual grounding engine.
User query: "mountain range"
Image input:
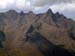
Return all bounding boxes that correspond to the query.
[0,9,75,56]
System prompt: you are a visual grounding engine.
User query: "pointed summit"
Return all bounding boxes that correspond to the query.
[60,14,66,19]
[28,11,36,17]
[47,9,53,15]
[20,11,25,16]
[5,10,18,17]
[28,11,34,15]
[55,12,60,16]
[6,10,17,14]
[55,12,61,18]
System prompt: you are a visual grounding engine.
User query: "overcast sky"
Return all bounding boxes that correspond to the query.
[0,0,75,19]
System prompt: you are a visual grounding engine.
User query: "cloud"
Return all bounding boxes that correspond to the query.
[49,3,75,19]
[0,0,30,9]
[31,0,75,19]
[50,3,75,12]
[31,0,75,6]
[0,0,15,8]
[32,5,49,13]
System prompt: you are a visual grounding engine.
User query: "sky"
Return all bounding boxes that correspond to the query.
[0,0,75,19]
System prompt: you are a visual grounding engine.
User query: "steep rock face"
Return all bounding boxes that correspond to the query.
[0,9,75,56]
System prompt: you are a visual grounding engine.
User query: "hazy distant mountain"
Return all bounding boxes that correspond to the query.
[0,9,75,56]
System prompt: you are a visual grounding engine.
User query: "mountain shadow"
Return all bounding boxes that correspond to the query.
[0,31,5,48]
[68,32,75,40]
[25,26,75,56]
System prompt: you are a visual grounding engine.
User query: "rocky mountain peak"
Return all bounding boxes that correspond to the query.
[28,11,35,15]
[6,10,17,14]
[47,9,53,15]
[20,11,25,16]
[55,12,61,17]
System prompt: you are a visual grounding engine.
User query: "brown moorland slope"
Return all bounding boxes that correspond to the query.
[0,9,75,56]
